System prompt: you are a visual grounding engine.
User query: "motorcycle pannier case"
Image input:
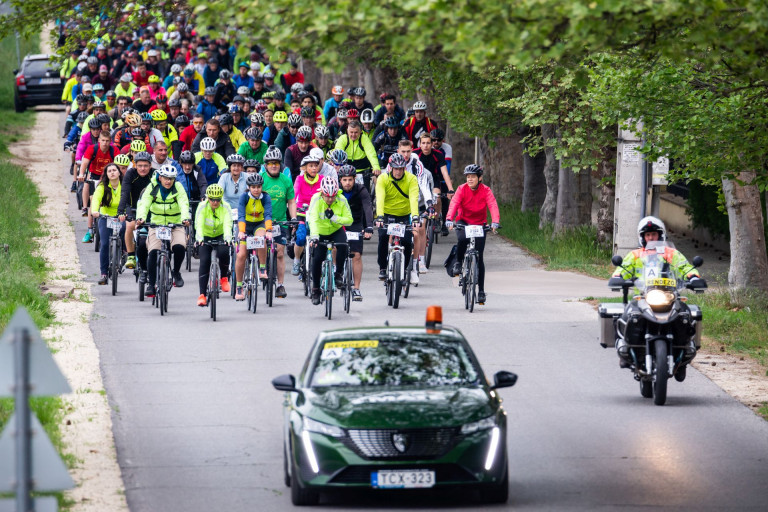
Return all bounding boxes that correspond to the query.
[598,303,625,348]
[688,304,703,349]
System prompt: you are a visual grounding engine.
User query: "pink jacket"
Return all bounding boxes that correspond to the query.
[294,174,321,212]
[75,132,97,161]
[446,183,500,225]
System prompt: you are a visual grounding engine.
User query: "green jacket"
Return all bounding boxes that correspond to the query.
[238,140,268,164]
[91,182,121,217]
[136,181,190,225]
[195,199,233,241]
[375,171,420,218]
[307,191,353,236]
[334,132,380,171]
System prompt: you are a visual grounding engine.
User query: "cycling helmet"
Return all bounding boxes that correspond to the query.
[253,75,264,84]
[287,113,302,127]
[92,101,105,110]
[329,149,348,165]
[255,100,268,112]
[262,91,276,99]
[309,147,325,161]
[430,128,445,140]
[147,75,161,84]
[296,126,313,141]
[124,112,141,127]
[320,175,338,196]
[219,69,232,80]
[130,139,147,152]
[200,137,217,151]
[97,113,111,125]
[337,164,357,178]
[463,164,483,177]
[156,94,168,103]
[176,82,189,93]
[130,127,145,138]
[178,150,195,164]
[219,113,233,126]
[249,112,265,127]
[168,98,181,107]
[106,90,116,98]
[206,183,224,199]
[274,91,286,101]
[140,112,153,123]
[336,109,348,120]
[150,109,167,121]
[120,73,132,82]
[237,86,250,96]
[301,155,318,166]
[273,111,288,123]
[175,114,190,128]
[243,126,261,140]
[360,109,374,124]
[244,159,259,169]
[413,101,427,111]
[263,71,275,79]
[384,116,400,128]
[114,154,131,167]
[170,63,182,73]
[637,216,667,247]
[226,153,245,165]
[92,83,105,92]
[87,56,98,64]
[228,104,241,114]
[246,173,264,186]
[133,151,151,162]
[300,106,314,118]
[172,76,182,86]
[75,111,89,124]
[264,145,282,162]
[388,153,407,168]
[76,93,87,103]
[331,85,344,95]
[350,87,366,97]
[314,124,329,139]
[157,165,178,178]
[346,108,359,119]
[291,82,304,93]
[88,117,101,129]
[204,86,215,96]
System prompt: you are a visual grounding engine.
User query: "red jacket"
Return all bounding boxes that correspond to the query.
[180,125,201,151]
[403,117,437,144]
[446,183,500,226]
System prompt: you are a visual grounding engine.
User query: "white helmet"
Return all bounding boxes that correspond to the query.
[157,165,178,179]
[413,101,427,111]
[320,175,338,196]
[200,137,216,151]
[170,63,182,73]
[637,216,667,247]
[237,85,250,96]
[309,147,325,161]
[301,154,321,166]
[360,108,374,124]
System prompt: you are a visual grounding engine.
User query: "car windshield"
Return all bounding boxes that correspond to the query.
[24,60,58,76]
[310,335,480,387]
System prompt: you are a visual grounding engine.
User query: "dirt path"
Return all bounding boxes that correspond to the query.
[10,107,128,511]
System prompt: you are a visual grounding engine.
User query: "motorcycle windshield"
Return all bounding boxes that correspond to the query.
[635,241,682,293]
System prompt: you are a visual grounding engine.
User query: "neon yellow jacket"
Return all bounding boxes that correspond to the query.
[62,76,78,102]
[612,246,700,281]
[334,132,380,171]
[92,182,121,217]
[375,171,419,218]
[228,127,245,152]
[194,199,233,241]
[114,82,137,98]
[307,191,353,236]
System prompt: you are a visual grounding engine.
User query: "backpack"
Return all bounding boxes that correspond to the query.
[444,244,458,277]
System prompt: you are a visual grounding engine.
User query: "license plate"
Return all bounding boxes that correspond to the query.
[39,77,61,85]
[465,225,485,238]
[246,236,265,249]
[346,231,360,241]
[371,469,435,489]
[387,223,406,237]
[107,218,122,231]
[156,226,172,241]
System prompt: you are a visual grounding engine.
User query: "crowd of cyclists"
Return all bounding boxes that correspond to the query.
[63,9,501,311]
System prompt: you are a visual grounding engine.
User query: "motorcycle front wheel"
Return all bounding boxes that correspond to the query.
[653,339,669,406]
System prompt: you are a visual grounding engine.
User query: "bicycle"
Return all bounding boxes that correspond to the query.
[229,208,239,300]
[202,239,230,322]
[127,209,148,301]
[185,200,200,273]
[145,223,180,316]
[263,221,298,307]
[313,239,349,320]
[341,231,359,314]
[102,215,125,296]
[421,206,439,269]
[381,219,414,309]
[456,223,491,313]
[241,233,263,313]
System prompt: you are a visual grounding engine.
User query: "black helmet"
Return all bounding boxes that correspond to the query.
[88,117,102,129]
[300,106,315,118]
[350,86,366,97]
[97,113,111,125]
[463,164,483,177]
[175,114,190,128]
[76,93,87,103]
[244,126,261,140]
[130,127,145,138]
[219,113,233,126]
[337,164,357,178]
[226,153,245,165]
[168,98,181,107]
[178,150,195,164]
[430,128,445,141]
[388,153,407,168]
[384,117,399,128]
[246,173,264,186]
[328,149,347,165]
[75,111,89,124]
[133,151,151,163]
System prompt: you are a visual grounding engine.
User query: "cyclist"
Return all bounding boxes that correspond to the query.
[219,154,248,210]
[396,139,432,274]
[260,146,298,298]
[150,109,180,157]
[118,151,153,273]
[113,153,131,175]
[178,150,208,202]
[416,133,454,236]
[374,93,405,125]
[219,113,245,154]
[79,131,120,242]
[327,107,348,140]
[197,87,218,122]
[213,69,236,110]
[430,128,453,174]
[230,103,248,131]
[334,120,381,190]
[338,164,373,301]
[136,165,191,297]
[284,126,314,181]
[373,116,406,167]
[360,108,376,139]
[323,85,344,121]
[194,136,227,184]
[180,113,204,151]
[91,163,125,285]
[194,183,232,307]
[263,110,287,146]
[238,126,268,164]
[139,112,164,149]
[233,173,274,300]
[191,118,235,158]
[275,113,302,155]
[313,124,333,157]
[349,87,375,113]
[291,152,323,275]
[403,101,438,144]
[307,176,353,305]
[445,165,500,305]
[374,153,421,280]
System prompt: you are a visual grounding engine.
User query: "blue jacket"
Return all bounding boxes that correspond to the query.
[196,99,218,123]
[234,75,254,90]
[198,158,222,184]
[323,98,341,122]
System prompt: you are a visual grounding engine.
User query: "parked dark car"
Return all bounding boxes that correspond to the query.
[14,54,64,112]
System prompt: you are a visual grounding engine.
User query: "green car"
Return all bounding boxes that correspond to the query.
[272,312,518,506]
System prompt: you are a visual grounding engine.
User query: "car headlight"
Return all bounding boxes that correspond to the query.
[303,417,345,438]
[646,289,674,312]
[460,415,496,435]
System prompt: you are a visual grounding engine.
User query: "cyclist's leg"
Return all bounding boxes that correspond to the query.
[137,231,149,270]
[439,181,449,223]
[349,237,364,288]
[217,243,230,281]
[310,240,324,289]
[254,225,267,275]
[97,216,110,275]
[275,227,288,283]
[377,225,388,271]
[433,186,442,224]
[455,229,469,262]
[84,181,95,229]
[198,243,212,295]
[475,236,487,291]
[329,230,347,280]
[170,227,186,274]
[146,229,161,286]
[401,215,414,264]
[293,222,306,268]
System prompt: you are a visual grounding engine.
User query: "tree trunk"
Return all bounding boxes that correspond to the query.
[578,167,593,225]
[480,134,524,203]
[521,136,547,212]
[596,146,617,248]
[722,172,768,293]
[539,124,558,228]
[554,158,581,234]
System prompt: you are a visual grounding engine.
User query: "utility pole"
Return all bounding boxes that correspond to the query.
[613,123,648,256]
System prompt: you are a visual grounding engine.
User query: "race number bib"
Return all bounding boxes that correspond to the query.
[107,218,122,231]
[246,236,265,249]
[156,226,172,241]
[271,225,282,236]
[346,231,360,241]
[387,223,406,237]
[465,225,485,238]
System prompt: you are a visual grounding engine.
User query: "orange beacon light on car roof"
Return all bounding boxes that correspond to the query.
[426,306,442,334]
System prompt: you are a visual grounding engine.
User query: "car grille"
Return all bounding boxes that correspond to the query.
[343,428,460,460]
[329,464,478,484]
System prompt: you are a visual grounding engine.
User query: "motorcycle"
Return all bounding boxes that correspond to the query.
[598,242,707,405]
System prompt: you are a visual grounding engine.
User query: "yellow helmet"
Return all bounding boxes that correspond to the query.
[273,111,288,123]
[148,74,161,83]
[206,183,224,200]
[114,154,131,167]
[130,140,147,152]
[150,109,167,121]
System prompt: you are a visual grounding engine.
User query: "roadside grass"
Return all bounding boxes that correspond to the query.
[0,33,73,509]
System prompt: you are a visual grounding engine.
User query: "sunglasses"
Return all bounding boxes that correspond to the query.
[209,198,221,203]
[192,121,204,126]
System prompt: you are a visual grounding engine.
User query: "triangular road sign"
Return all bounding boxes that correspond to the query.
[0,411,74,492]
[0,307,71,397]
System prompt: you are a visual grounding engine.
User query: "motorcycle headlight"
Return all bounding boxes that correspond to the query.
[303,417,345,438]
[646,289,674,312]
[460,415,496,435]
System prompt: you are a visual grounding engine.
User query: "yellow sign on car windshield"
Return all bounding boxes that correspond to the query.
[324,340,379,349]
[646,277,676,287]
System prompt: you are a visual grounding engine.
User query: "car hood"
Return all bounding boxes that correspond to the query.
[304,386,495,429]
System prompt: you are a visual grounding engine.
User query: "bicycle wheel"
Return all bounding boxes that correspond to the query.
[158,255,167,316]
[403,258,412,298]
[302,251,310,297]
[386,254,394,306]
[185,226,193,272]
[93,223,99,252]
[469,254,478,313]
[463,257,472,310]
[392,252,402,309]
[324,260,333,320]
[230,244,237,299]
[433,218,440,244]
[250,256,258,313]
[424,220,434,268]
[343,259,352,314]
[209,258,218,322]
[267,248,276,307]
[110,237,119,296]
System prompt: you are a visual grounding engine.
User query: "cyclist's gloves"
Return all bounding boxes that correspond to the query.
[445,220,454,229]
[491,223,500,230]
[364,227,374,234]
[324,208,334,219]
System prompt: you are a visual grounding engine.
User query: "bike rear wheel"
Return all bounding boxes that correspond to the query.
[158,255,167,316]
[392,252,402,309]
[323,260,333,320]
[343,259,352,314]
[469,254,478,313]
[185,225,193,272]
[463,257,472,310]
[424,220,434,268]
[110,236,120,296]
[301,252,310,297]
[230,244,237,299]
[267,248,276,307]
[250,256,258,313]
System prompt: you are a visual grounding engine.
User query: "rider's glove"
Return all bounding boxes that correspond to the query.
[324,208,334,219]
[445,220,454,229]
[238,232,246,240]
[364,227,374,234]
[491,222,499,230]
[411,215,421,227]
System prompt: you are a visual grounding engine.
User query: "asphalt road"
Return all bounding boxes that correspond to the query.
[63,132,768,510]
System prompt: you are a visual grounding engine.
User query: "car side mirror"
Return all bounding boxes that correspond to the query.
[692,256,703,268]
[272,374,299,392]
[491,371,517,390]
[611,255,623,266]
[13,69,18,75]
